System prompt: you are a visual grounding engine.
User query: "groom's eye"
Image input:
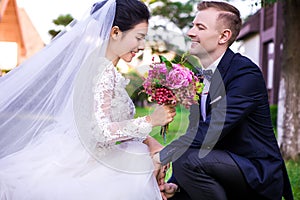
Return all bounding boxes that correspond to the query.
[197,25,205,30]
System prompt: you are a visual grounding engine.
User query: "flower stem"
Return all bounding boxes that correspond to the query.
[160,123,169,144]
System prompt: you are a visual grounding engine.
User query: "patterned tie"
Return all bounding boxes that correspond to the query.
[197,68,213,82]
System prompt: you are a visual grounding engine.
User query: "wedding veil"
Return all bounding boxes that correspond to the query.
[0,0,116,159]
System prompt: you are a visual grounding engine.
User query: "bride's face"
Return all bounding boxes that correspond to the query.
[111,22,148,63]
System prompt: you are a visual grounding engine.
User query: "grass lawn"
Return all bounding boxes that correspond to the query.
[135,105,189,145]
[135,106,300,200]
[286,160,300,199]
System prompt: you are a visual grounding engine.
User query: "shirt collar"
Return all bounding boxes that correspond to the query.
[205,52,225,73]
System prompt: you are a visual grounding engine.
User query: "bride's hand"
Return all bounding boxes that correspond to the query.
[148,105,176,127]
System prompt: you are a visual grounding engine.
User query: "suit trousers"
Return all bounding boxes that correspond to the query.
[168,149,266,200]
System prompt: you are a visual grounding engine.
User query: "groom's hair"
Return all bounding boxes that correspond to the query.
[198,1,242,47]
[114,0,150,32]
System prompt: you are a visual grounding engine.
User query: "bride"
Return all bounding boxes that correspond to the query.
[0,0,176,199]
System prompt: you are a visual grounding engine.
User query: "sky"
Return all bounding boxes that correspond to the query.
[16,0,260,44]
[17,0,98,43]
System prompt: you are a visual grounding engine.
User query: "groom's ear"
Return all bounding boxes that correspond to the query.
[110,26,122,40]
[218,29,232,45]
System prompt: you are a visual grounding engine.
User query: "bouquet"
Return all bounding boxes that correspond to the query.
[142,54,204,143]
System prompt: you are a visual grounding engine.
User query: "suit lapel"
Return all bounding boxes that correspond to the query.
[209,49,235,101]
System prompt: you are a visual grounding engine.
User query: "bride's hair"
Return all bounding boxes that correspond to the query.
[91,0,150,32]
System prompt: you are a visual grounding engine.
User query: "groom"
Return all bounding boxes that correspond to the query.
[153,1,293,200]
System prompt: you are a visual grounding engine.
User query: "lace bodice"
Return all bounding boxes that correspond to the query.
[92,59,152,147]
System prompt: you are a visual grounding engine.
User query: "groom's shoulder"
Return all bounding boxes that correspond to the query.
[230,50,259,68]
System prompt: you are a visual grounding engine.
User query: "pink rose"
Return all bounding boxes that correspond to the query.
[166,64,193,89]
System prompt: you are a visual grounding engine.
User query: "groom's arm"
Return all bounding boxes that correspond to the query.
[159,61,265,165]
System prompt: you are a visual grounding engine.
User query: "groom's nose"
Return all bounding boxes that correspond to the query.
[187,26,197,38]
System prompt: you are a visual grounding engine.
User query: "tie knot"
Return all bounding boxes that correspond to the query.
[197,68,213,82]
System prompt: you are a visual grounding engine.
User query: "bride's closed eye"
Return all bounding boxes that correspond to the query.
[136,36,145,41]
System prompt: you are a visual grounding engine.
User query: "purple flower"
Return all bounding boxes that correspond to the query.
[153,63,168,74]
[142,55,203,109]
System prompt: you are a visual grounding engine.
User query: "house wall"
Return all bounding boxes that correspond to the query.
[0,0,25,70]
[0,0,44,73]
[237,34,260,67]
[236,2,283,105]
[259,2,283,105]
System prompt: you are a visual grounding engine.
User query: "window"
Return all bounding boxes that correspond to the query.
[0,42,18,70]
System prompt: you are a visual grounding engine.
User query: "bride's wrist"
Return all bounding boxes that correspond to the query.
[152,152,161,164]
[146,115,153,126]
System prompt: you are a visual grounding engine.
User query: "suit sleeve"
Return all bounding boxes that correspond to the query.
[160,58,267,165]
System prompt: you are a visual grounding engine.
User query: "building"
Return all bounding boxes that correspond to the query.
[236,2,283,105]
[0,0,44,74]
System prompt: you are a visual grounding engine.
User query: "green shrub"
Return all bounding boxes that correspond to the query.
[270,104,278,133]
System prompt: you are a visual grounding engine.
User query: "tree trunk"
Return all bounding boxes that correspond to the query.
[277,0,300,160]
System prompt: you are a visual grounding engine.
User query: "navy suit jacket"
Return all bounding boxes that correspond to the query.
[160,49,293,200]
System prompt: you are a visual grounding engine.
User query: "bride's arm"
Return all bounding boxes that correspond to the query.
[143,136,163,156]
[93,65,175,146]
[93,66,152,145]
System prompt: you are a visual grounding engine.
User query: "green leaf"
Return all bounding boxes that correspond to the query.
[183,62,198,74]
[159,55,173,71]
[171,53,198,74]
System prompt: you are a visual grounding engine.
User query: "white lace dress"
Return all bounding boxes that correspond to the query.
[0,59,162,200]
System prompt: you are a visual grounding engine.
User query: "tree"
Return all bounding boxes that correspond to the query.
[145,0,196,30]
[48,14,74,39]
[277,0,300,160]
[142,0,197,54]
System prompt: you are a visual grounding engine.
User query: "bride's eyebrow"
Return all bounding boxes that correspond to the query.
[137,33,147,38]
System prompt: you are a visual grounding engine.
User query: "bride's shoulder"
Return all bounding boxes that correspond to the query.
[96,57,128,85]
[95,57,114,75]
[98,57,113,68]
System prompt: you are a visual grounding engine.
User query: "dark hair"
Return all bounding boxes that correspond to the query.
[91,0,150,32]
[197,1,242,46]
[114,0,150,31]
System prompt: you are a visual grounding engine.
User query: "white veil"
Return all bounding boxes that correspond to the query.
[0,0,116,159]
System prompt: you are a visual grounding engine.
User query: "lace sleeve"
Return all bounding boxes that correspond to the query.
[93,65,152,146]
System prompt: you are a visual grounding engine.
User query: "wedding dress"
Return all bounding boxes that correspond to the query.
[0,58,162,200]
[0,0,162,199]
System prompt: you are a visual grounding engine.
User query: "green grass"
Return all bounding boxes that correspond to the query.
[285,160,300,199]
[135,106,300,200]
[135,105,189,145]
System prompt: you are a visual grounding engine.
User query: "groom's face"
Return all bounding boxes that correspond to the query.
[187,8,222,59]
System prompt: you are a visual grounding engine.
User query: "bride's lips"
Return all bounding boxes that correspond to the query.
[131,51,136,57]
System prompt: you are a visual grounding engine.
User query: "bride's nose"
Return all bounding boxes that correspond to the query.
[138,40,146,51]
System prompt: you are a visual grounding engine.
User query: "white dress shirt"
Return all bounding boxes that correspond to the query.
[201,54,224,121]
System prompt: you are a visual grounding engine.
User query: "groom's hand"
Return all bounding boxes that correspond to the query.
[160,183,178,199]
[157,164,169,184]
